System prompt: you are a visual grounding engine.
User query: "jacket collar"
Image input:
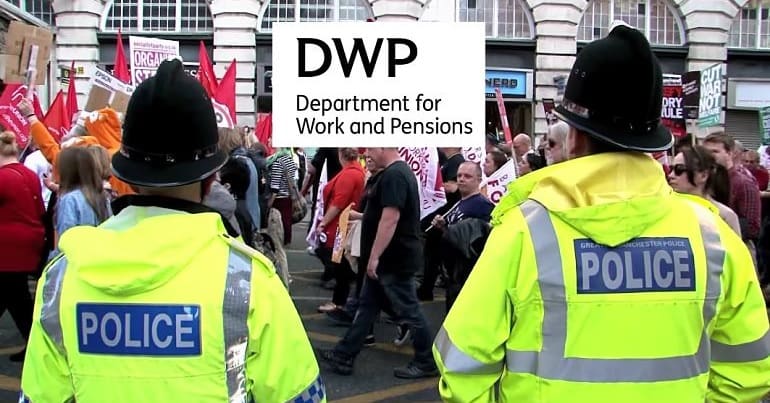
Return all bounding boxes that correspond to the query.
[112,195,240,237]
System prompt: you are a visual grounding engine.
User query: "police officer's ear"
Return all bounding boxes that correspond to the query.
[201,174,217,200]
[567,127,591,160]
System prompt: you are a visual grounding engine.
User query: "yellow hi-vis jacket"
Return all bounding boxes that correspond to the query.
[433,152,770,403]
[20,202,324,403]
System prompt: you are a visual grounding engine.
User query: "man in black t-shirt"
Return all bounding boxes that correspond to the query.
[320,147,438,379]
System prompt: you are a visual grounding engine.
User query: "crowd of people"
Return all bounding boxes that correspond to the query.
[1,22,769,403]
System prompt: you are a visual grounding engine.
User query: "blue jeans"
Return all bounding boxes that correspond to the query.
[334,272,436,369]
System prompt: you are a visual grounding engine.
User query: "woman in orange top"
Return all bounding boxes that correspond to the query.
[17,99,134,196]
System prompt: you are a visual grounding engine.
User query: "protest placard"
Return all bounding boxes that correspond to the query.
[682,71,700,120]
[759,106,770,145]
[129,36,180,86]
[662,75,685,137]
[480,159,516,204]
[85,67,135,113]
[698,64,722,128]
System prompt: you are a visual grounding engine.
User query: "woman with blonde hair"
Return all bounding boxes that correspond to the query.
[54,147,112,247]
[0,131,45,361]
[86,144,117,201]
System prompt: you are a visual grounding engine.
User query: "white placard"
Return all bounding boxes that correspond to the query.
[92,67,135,94]
[272,22,486,148]
[481,159,516,205]
[129,36,180,86]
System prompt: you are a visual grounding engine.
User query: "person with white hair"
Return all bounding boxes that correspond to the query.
[545,121,569,165]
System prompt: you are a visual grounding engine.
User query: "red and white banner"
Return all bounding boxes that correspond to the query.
[480,159,516,204]
[212,100,234,129]
[0,84,44,149]
[129,36,179,86]
[214,60,237,123]
[495,87,512,144]
[398,147,446,219]
[462,147,484,165]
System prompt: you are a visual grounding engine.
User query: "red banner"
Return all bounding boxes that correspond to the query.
[494,88,512,144]
[0,84,43,149]
[43,90,71,144]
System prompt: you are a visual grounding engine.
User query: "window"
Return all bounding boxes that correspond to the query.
[457,0,534,39]
[3,0,53,25]
[103,0,213,33]
[729,5,770,48]
[577,0,684,46]
[259,0,372,32]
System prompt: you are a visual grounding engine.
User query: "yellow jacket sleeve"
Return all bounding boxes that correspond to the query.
[433,215,523,402]
[20,261,75,403]
[246,254,325,402]
[707,225,770,403]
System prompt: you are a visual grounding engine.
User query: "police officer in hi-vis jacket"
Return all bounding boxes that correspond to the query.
[20,59,325,403]
[434,23,770,403]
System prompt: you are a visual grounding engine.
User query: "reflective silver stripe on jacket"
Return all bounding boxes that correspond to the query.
[40,256,68,352]
[287,375,326,403]
[224,247,253,403]
[501,199,726,382]
[711,330,770,363]
[434,326,504,374]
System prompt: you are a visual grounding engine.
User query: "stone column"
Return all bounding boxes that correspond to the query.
[52,0,105,110]
[529,0,586,137]
[369,0,430,21]
[680,0,745,133]
[210,0,263,128]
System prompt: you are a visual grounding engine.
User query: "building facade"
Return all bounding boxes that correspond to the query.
[1,0,55,105]
[4,0,767,147]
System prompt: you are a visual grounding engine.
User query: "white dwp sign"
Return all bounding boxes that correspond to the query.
[272,22,486,148]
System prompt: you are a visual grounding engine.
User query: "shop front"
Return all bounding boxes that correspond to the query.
[726,50,770,150]
[485,68,533,139]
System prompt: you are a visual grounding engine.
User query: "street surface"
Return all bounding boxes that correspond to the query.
[0,219,444,402]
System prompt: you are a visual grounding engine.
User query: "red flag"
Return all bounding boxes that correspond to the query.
[197,41,217,97]
[114,29,131,84]
[214,60,237,122]
[256,113,273,155]
[42,90,70,143]
[66,60,79,122]
[0,84,44,149]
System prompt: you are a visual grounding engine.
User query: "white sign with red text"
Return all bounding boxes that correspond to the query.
[398,147,446,219]
[129,36,180,86]
[481,159,516,204]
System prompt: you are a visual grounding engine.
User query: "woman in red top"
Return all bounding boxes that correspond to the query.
[0,131,45,362]
[316,148,366,313]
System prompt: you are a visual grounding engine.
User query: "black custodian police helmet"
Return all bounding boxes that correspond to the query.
[111,58,227,187]
[553,23,674,152]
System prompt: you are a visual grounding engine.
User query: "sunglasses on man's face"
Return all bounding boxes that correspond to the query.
[672,164,689,176]
[547,139,557,148]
